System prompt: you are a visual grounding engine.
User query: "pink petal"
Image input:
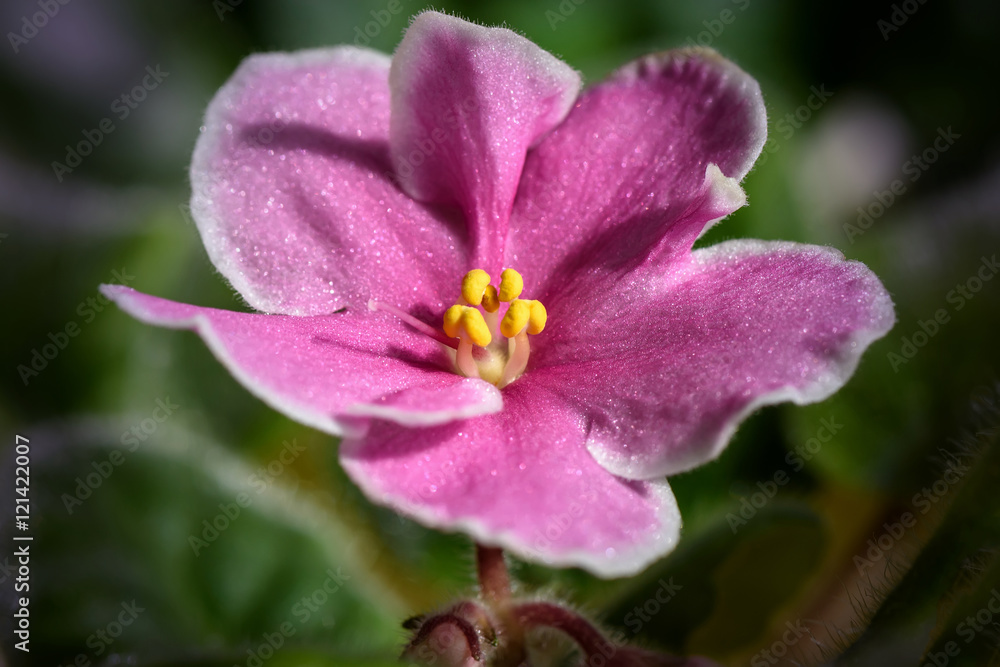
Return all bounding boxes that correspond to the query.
[191,47,468,316]
[529,241,895,479]
[340,375,680,578]
[506,48,766,295]
[389,11,581,273]
[102,286,502,434]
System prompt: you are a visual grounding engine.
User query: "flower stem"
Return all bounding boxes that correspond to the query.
[476,544,528,667]
[476,543,511,603]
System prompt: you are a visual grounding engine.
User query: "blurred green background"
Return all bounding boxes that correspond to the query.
[2,1,999,665]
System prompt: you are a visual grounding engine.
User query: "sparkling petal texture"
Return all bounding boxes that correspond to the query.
[101,285,503,435]
[389,12,581,273]
[507,48,766,296]
[341,374,680,577]
[530,240,895,479]
[190,47,467,316]
[106,12,895,578]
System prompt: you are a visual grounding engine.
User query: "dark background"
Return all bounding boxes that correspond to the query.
[1,1,999,665]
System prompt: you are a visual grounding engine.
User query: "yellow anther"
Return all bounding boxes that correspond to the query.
[482,285,500,313]
[443,304,492,347]
[527,300,547,335]
[461,308,492,347]
[500,299,532,338]
[461,269,492,306]
[442,304,465,338]
[498,268,523,302]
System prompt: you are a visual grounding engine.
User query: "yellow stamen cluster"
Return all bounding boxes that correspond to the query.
[444,268,547,385]
[448,269,546,342]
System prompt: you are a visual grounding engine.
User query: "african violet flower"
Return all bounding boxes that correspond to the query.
[103,11,893,578]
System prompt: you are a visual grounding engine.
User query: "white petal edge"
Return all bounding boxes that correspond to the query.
[102,285,505,437]
[586,239,896,480]
[614,46,768,183]
[694,162,748,241]
[345,379,504,427]
[340,448,682,579]
[189,46,393,316]
[388,10,582,200]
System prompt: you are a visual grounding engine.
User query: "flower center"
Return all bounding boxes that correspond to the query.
[369,268,546,388]
[446,268,547,387]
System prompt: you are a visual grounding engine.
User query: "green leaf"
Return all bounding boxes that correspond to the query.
[601,503,826,658]
[836,402,1000,665]
[27,419,409,664]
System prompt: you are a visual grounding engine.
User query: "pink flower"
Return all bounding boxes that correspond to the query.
[103,11,894,577]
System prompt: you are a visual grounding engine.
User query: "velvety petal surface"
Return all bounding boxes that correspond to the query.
[528,240,895,479]
[389,11,581,273]
[506,48,766,296]
[191,46,468,316]
[102,286,503,435]
[340,374,680,577]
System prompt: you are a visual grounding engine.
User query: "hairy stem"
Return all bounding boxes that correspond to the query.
[476,543,511,603]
